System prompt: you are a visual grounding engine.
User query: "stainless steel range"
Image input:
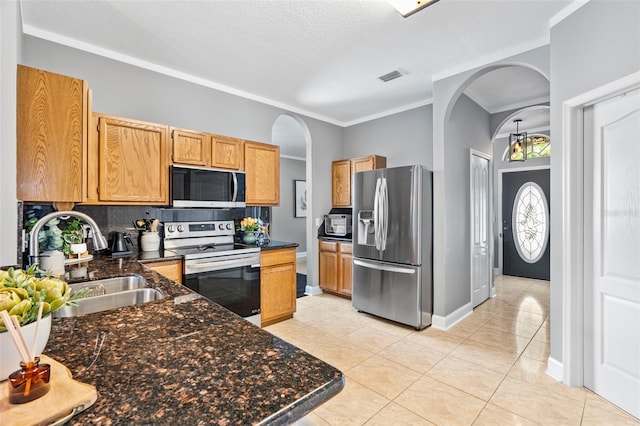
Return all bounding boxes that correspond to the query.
[163,220,261,325]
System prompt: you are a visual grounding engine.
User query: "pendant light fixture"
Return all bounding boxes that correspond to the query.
[509,119,527,162]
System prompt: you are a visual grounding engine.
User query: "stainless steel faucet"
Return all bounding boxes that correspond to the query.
[28,210,109,266]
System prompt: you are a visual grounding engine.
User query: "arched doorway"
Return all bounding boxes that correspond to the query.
[271,114,320,295]
[433,62,550,326]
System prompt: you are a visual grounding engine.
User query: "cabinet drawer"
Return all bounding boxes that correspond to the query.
[144,259,183,284]
[319,241,338,252]
[261,248,296,267]
[339,243,352,254]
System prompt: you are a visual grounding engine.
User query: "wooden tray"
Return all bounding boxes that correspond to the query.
[0,355,97,426]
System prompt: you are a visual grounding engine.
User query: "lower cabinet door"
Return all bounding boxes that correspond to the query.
[261,262,296,327]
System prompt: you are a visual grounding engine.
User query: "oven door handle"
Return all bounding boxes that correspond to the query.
[186,257,259,273]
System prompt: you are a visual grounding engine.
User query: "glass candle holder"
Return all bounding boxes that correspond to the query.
[8,356,51,404]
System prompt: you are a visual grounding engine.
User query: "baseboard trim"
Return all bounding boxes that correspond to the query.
[431,302,473,330]
[304,284,323,296]
[546,356,563,382]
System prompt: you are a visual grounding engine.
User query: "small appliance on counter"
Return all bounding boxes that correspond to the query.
[108,232,133,257]
[318,208,352,239]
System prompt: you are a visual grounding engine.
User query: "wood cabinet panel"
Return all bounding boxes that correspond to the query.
[331,159,351,207]
[144,259,183,284]
[212,135,243,170]
[171,127,210,166]
[96,114,169,204]
[244,140,280,206]
[338,248,353,296]
[351,155,386,174]
[260,248,296,327]
[17,65,87,202]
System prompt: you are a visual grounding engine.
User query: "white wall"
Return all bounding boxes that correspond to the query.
[442,94,492,314]
[343,105,433,169]
[271,157,306,252]
[549,0,640,365]
[0,1,20,266]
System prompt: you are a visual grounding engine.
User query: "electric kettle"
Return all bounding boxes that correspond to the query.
[108,232,133,256]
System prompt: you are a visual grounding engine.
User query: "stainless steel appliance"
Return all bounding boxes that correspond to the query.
[352,165,433,329]
[163,220,261,325]
[324,214,352,237]
[171,166,246,208]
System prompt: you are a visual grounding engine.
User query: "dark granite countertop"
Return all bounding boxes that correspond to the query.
[46,255,344,425]
[318,236,352,243]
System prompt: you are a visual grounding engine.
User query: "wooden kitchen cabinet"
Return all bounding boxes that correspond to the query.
[144,259,183,284]
[86,113,169,204]
[331,160,352,207]
[260,248,296,327]
[331,155,386,207]
[351,155,386,175]
[244,140,280,206]
[212,135,244,170]
[171,127,211,166]
[318,240,352,298]
[17,65,87,203]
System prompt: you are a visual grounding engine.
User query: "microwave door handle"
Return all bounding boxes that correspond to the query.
[231,173,238,202]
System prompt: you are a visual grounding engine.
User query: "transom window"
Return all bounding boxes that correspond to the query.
[502,134,551,161]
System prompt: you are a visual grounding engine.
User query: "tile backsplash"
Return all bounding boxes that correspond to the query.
[20,204,270,267]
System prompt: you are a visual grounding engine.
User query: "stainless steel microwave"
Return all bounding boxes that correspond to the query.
[171,166,246,208]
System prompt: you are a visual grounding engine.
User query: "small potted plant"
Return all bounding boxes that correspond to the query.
[61,218,86,256]
[0,266,88,380]
[239,217,260,244]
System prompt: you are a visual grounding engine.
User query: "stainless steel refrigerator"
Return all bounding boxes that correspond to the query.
[352,165,432,329]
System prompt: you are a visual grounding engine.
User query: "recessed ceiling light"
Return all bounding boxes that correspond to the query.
[388,0,440,18]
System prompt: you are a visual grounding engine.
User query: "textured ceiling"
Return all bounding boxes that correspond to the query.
[20,0,572,129]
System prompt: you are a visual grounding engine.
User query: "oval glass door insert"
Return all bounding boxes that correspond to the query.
[512,181,549,263]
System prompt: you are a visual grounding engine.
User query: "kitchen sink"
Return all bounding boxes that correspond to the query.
[68,274,149,297]
[54,288,166,317]
[54,275,167,317]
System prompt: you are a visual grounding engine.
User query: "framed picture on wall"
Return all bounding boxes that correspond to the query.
[294,180,307,218]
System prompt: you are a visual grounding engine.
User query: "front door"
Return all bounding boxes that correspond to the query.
[502,169,550,280]
[471,151,491,307]
[584,88,640,419]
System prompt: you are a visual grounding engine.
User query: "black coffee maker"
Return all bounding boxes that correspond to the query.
[108,232,133,257]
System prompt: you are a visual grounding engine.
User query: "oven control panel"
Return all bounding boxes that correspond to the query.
[164,221,235,239]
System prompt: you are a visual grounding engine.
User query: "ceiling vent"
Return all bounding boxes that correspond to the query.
[378,69,405,82]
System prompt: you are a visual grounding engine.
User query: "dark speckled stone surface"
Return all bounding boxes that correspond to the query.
[46,254,344,425]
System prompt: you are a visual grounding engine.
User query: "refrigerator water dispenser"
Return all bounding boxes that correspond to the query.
[357,210,375,246]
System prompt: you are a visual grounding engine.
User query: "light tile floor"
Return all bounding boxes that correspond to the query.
[265,275,640,425]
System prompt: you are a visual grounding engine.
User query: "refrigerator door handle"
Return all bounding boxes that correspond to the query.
[354,258,416,274]
[380,177,388,250]
[374,177,382,250]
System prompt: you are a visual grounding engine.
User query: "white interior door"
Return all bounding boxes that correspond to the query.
[584,88,640,419]
[471,151,491,307]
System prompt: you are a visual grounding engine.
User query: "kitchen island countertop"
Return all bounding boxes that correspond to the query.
[45,255,344,425]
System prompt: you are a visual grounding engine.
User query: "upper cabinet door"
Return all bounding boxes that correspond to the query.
[171,127,211,166]
[212,135,244,170]
[17,65,87,202]
[331,159,351,207]
[97,114,169,204]
[351,155,387,174]
[244,140,279,206]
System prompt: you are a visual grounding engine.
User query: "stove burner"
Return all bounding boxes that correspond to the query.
[198,244,217,251]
